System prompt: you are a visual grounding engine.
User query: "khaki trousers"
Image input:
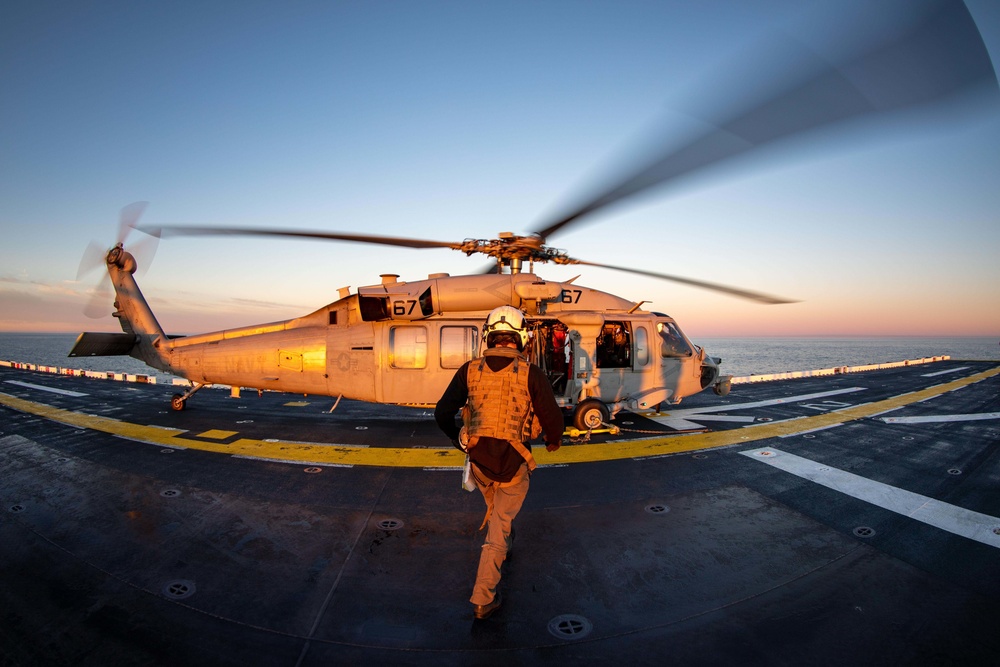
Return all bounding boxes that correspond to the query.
[470,461,530,606]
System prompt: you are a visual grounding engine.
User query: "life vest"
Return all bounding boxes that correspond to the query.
[463,348,542,448]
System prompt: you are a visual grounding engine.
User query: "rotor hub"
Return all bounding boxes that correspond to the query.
[458,234,569,265]
[106,245,123,265]
[106,244,138,274]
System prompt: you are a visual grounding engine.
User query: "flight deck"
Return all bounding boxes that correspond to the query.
[2,360,999,665]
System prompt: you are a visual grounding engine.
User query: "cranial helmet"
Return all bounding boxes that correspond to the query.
[482,306,530,351]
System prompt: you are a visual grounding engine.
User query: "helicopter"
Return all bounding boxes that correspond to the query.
[71,0,997,430]
[72,217,789,429]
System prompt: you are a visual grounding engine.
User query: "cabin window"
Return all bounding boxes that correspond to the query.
[658,321,693,357]
[635,326,649,366]
[328,310,338,325]
[596,321,631,368]
[440,326,478,369]
[389,326,427,369]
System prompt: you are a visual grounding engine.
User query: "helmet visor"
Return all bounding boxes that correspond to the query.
[488,331,521,348]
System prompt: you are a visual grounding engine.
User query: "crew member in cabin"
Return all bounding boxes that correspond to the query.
[434,305,564,620]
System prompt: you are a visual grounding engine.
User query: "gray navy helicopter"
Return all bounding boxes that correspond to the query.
[72,0,998,430]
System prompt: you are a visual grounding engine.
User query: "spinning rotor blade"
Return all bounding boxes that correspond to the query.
[83,278,113,319]
[118,201,149,244]
[76,241,108,281]
[143,225,465,250]
[117,201,159,275]
[78,241,114,318]
[77,202,158,318]
[567,258,796,305]
[80,242,113,318]
[133,1,996,310]
[533,0,998,240]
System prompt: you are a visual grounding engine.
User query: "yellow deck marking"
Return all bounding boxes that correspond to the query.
[196,429,239,440]
[283,401,311,407]
[2,365,997,469]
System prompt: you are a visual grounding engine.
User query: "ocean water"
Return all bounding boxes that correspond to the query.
[1,332,997,381]
[0,332,175,382]
[697,336,1000,378]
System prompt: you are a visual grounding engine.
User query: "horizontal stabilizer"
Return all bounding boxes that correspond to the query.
[68,332,138,357]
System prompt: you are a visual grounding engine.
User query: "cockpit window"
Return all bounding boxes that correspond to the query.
[657,321,692,358]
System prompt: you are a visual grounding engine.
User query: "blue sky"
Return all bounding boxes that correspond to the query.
[2,0,998,337]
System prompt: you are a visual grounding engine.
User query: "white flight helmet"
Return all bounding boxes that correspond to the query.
[482,306,530,351]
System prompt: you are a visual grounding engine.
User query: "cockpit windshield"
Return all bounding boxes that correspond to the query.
[657,321,692,358]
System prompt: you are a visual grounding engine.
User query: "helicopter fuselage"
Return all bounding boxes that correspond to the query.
[75,248,726,421]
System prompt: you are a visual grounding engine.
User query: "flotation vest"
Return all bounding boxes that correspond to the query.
[463,348,542,448]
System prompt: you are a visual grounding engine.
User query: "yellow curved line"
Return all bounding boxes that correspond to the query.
[2,365,997,468]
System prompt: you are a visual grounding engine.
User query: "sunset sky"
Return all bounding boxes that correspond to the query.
[2,0,998,339]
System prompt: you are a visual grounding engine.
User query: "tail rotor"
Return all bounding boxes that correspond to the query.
[77,202,158,319]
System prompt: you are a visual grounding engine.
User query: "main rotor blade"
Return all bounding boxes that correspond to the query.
[534,0,998,240]
[569,259,797,305]
[143,225,465,250]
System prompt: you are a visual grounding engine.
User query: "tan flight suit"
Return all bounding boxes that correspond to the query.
[464,349,540,606]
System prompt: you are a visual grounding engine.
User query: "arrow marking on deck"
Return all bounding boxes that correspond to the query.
[651,387,866,430]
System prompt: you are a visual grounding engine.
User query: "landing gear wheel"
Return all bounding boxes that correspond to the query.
[171,393,186,411]
[573,399,610,431]
[713,380,731,397]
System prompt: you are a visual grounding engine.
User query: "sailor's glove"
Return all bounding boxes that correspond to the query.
[546,441,561,452]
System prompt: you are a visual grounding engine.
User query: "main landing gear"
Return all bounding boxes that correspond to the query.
[572,398,611,431]
[171,382,209,411]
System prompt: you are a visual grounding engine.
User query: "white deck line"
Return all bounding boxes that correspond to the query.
[741,447,1000,549]
[4,380,89,397]
[881,412,1000,424]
